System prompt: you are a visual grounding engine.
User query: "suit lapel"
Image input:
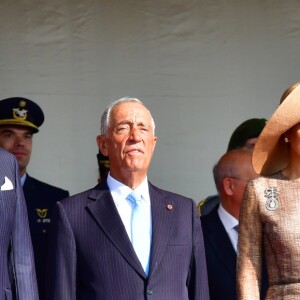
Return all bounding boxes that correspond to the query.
[86,186,146,278]
[22,174,36,200]
[22,174,31,194]
[204,208,236,276]
[148,184,174,277]
[86,183,176,279]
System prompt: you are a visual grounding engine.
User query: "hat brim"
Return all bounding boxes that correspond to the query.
[0,119,39,133]
[252,84,300,175]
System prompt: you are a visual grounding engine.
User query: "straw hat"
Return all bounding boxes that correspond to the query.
[252,83,300,175]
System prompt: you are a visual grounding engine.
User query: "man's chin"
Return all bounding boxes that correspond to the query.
[124,159,144,170]
[125,165,147,174]
[16,160,28,171]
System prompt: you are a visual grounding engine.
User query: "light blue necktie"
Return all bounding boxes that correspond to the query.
[127,191,151,275]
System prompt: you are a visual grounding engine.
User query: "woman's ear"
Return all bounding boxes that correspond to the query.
[284,128,292,142]
[96,135,108,156]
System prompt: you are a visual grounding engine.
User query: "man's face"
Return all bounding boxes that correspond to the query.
[0,126,33,176]
[98,102,157,182]
[233,158,258,206]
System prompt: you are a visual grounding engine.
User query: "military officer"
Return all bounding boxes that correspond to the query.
[0,97,69,300]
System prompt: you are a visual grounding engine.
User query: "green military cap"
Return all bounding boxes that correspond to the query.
[227,118,267,151]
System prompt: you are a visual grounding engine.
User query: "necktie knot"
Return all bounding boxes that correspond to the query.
[127,191,141,205]
[233,224,239,232]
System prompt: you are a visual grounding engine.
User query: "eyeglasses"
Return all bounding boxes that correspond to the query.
[227,177,250,182]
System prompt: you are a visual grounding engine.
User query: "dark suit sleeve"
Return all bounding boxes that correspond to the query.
[188,201,210,299]
[46,201,77,300]
[11,158,39,300]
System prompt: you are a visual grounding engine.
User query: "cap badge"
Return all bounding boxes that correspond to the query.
[264,186,279,211]
[12,100,28,120]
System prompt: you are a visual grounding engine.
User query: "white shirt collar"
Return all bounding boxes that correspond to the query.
[218,203,238,231]
[21,173,27,186]
[106,173,152,246]
[107,173,150,206]
[218,203,239,252]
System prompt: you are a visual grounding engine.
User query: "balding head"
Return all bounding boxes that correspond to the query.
[213,149,258,219]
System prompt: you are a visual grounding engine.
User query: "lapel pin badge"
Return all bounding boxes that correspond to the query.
[166,204,173,211]
[264,186,279,211]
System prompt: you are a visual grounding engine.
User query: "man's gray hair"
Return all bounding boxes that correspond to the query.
[100,97,155,135]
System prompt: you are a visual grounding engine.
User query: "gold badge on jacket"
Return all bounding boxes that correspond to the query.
[36,208,51,223]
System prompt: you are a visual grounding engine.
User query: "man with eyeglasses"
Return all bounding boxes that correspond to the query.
[198,118,267,216]
[200,149,267,300]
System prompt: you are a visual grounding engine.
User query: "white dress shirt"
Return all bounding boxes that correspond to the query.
[107,173,152,242]
[218,204,239,252]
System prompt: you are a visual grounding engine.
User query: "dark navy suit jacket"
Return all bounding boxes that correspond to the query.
[201,206,268,300]
[0,148,38,300]
[201,206,237,300]
[23,174,69,299]
[46,181,210,300]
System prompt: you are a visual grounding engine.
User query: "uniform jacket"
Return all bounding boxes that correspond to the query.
[198,195,220,216]
[46,181,210,300]
[23,174,69,299]
[0,148,38,300]
[201,206,237,300]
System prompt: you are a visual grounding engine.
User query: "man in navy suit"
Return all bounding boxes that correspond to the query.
[0,97,69,299]
[46,97,209,300]
[198,118,267,216]
[0,147,39,300]
[201,149,267,300]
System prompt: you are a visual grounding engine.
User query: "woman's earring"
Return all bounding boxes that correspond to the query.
[284,137,289,143]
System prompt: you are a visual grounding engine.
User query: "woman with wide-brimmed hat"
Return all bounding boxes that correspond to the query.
[236,82,300,299]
